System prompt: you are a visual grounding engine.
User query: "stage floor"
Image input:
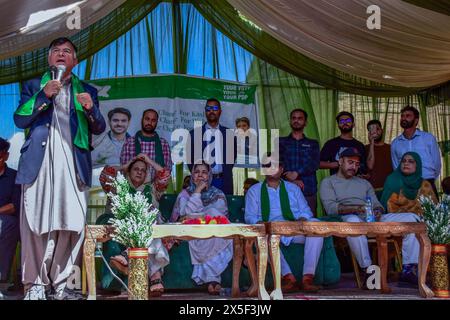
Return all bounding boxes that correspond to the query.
[2,273,446,300]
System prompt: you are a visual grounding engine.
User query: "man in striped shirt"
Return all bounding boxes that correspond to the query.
[120,109,172,182]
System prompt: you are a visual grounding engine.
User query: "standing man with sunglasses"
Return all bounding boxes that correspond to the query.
[188,98,236,194]
[320,111,367,175]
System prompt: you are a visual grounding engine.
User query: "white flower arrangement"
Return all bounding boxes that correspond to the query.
[419,194,450,245]
[108,172,158,248]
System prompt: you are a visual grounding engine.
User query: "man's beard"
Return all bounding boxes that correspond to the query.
[339,126,353,133]
[374,135,383,143]
[291,123,305,131]
[345,169,356,177]
[142,126,155,134]
[207,115,218,122]
[400,120,414,129]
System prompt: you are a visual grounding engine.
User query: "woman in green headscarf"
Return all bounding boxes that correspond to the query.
[381,152,437,215]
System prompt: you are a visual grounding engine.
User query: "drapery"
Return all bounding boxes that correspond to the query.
[402,0,450,16]
[0,0,161,84]
[0,0,126,60]
[193,0,416,97]
[1,1,449,208]
[225,0,450,88]
[2,0,450,97]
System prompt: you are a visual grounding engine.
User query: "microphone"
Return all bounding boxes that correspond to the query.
[51,65,66,82]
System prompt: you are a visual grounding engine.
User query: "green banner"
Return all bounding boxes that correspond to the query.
[89,74,257,104]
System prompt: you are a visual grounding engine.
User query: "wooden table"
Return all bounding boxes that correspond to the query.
[266,221,434,300]
[82,223,269,300]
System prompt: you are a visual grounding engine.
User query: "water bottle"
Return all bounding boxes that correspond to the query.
[365,196,375,222]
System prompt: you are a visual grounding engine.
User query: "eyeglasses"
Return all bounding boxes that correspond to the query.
[51,48,73,56]
[339,118,353,125]
[205,105,220,112]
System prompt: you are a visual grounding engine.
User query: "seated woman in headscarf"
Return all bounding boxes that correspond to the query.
[97,154,171,296]
[381,152,437,215]
[170,161,233,295]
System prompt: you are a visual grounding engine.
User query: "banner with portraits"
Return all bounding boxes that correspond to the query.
[89,74,259,170]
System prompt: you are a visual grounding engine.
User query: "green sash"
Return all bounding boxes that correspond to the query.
[15,72,90,151]
[134,131,165,167]
[261,180,295,222]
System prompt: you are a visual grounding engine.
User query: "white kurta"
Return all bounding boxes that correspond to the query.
[22,83,87,235]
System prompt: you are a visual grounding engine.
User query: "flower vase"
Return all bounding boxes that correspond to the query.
[128,248,149,300]
[430,244,449,298]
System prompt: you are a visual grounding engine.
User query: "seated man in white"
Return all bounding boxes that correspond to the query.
[319,147,421,286]
[245,153,323,292]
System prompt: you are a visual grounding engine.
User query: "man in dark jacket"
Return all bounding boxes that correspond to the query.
[14,37,106,300]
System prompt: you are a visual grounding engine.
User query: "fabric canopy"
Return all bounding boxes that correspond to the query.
[1,0,450,97]
[0,0,125,60]
[403,0,450,16]
[0,0,160,84]
[194,0,422,96]
[226,0,450,88]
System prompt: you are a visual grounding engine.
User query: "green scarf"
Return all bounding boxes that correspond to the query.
[15,72,90,150]
[380,151,423,209]
[129,184,153,204]
[261,180,295,222]
[134,130,165,167]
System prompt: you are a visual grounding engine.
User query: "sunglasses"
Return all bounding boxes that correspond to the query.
[205,105,220,112]
[339,118,353,125]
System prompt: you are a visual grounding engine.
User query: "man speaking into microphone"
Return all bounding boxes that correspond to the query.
[14,37,106,300]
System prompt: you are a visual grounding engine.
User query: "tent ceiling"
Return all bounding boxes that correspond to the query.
[0,0,126,60]
[226,0,450,88]
[402,0,450,16]
[0,0,449,97]
[0,0,160,85]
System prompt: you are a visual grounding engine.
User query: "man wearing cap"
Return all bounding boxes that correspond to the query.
[14,37,106,300]
[189,98,236,195]
[92,107,132,168]
[320,111,367,175]
[319,147,421,286]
